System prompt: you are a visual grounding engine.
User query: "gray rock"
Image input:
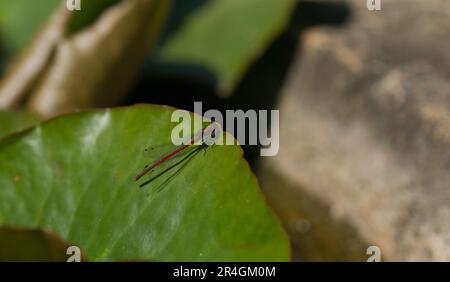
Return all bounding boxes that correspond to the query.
[261,0,450,261]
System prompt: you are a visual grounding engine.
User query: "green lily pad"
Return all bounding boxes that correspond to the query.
[157,0,296,94]
[0,110,37,138]
[0,105,289,261]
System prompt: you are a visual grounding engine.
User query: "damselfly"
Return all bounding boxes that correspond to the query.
[134,122,221,185]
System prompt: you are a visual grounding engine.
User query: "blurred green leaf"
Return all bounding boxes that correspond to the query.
[157,0,296,94]
[0,0,126,54]
[0,110,37,138]
[0,0,171,117]
[0,105,289,261]
[0,0,60,53]
[68,0,121,34]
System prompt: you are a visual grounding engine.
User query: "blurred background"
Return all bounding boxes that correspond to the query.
[0,0,449,261]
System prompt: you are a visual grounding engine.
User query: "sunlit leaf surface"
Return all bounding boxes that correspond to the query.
[0,105,289,261]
